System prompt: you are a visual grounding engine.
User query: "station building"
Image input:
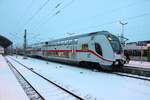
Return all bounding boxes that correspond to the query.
[124,40,150,61]
[0,34,12,54]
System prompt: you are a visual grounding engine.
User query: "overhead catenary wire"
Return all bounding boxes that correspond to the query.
[16,0,149,46]
[32,1,65,31]
[17,0,69,49]
[33,0,75,32]
[72,12,150,32]
[16,0,51,47]
[41,0,75,25]
[66,0,150,31]
[23,0,51,28]
[16,0,35,35]
[8,33,23,48]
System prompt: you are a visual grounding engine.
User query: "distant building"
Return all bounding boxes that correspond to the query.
[124,40,150,61]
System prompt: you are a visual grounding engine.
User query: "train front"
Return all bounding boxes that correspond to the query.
[106,34,125,68]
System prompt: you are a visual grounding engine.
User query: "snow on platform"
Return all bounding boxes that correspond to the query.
[8,55,150,100]
[0,55,29,100]
[125,61,150,69]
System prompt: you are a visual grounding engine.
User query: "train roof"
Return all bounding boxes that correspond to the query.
[48,31,110,42]
[29,31,112,46]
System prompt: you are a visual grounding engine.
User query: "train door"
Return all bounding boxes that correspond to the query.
[89,35,101,61]
[43,42,48,57]
[71,39,77,59]
[78,37,91,61]
[92,35,103,56]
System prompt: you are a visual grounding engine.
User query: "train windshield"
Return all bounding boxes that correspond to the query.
[107,34,122,54]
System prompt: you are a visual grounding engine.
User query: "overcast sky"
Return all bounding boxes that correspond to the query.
[0,0,150,47]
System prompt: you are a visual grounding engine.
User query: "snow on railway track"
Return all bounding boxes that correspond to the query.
[5,58,44,100]
[6,57,84,100]
[113,72,150,81]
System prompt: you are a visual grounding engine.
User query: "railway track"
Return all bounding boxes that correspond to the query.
[122,66,150,77]
[112,72,150,81]
[5,57,44,100]
[6,57,84,100]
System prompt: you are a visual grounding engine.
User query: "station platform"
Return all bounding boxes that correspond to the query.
[123,60,150,77]
[0,55,28,100]
[125,60,150,69]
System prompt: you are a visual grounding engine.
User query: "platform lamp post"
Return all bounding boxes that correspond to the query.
[119,21,128,58]
[119,21,128,46]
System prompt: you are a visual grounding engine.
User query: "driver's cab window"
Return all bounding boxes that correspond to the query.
[95,43,102,56]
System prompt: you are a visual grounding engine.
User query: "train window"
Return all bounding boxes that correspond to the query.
[64,41,67,45]
[82,44,88,50]
[61,41,64,45]
[66,40,69,45]
[74,39,78,44]
[54,42,57,46]
[59,41,62,45]
[95,43,102,56]
[63,41,65,45]
[69,40,72,45]
[45,42,48,45]
[107,34,122,54]
[56,42,59,46]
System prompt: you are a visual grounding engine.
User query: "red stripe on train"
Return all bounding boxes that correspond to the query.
[29,49,113,62]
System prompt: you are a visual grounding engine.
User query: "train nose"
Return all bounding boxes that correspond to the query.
[114,61,119,65]
[115,59,124,66]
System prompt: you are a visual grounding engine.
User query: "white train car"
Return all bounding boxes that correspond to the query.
[27,31,125,70]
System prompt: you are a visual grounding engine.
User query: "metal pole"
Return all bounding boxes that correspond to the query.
[11,45,13,55]
[141,46,143,63]
[120,21,128,58]
[23,29,27,59]
[120,21,128,46]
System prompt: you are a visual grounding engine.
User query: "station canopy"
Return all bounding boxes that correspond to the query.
[0,35,12,48]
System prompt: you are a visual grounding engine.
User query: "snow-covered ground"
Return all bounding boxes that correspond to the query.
[8,55,150,100]
[0,55,28,100]
[125,61,150,69]
[7,57,77,100]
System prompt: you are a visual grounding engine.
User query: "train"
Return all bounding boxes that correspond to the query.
[24,31,125,71]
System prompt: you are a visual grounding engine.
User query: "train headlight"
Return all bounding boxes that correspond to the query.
[115,61,119,65]
[108,37,112,41]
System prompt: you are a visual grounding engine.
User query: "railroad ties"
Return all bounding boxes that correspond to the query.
[122,66,150,77]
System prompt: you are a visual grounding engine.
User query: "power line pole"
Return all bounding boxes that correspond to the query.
[23,29,27,59]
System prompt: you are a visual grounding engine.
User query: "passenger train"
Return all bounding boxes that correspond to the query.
[26,31,125,70]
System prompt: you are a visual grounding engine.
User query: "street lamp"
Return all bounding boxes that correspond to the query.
[119,21,128,46]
